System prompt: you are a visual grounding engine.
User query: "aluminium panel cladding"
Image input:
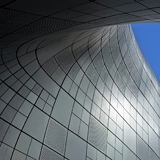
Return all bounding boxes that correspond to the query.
[1,0,160,160]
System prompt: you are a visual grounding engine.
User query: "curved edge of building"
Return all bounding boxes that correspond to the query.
[0,1,160,160]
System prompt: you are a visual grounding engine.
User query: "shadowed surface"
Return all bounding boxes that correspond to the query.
[0,0,160,160]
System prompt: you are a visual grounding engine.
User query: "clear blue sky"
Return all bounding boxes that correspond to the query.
[131,23,160,82]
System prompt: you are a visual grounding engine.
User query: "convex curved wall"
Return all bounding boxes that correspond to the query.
[1,0,160,160]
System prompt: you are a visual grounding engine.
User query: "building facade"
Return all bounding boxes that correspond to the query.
[0,0,160,160]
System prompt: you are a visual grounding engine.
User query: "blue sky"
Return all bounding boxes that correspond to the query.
[131,23,160,82]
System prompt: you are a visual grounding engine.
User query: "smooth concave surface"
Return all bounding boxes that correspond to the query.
[0,0,160,160]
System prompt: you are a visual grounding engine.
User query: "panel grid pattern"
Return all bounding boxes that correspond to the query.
[1,0,160,160]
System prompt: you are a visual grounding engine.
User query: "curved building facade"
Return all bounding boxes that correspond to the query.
[0,0,160,160]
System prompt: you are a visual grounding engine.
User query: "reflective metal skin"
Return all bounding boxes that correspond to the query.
[0,0,160,160]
